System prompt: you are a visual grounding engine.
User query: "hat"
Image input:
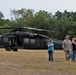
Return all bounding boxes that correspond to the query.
[65,35,70,38]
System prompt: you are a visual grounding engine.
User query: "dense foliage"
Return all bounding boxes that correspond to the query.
[0,8,76,39]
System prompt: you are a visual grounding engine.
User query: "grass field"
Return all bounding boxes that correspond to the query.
[0,49,76,75]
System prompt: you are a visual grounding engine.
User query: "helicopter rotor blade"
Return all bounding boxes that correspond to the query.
[0,27,14,29]
[0,26,56,33]
[22,27,55,32]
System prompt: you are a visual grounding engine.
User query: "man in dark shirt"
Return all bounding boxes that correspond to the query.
[72,38,76,61]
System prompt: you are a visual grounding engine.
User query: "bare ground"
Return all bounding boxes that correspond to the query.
[0,49,76,75]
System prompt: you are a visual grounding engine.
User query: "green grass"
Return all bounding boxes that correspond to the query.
[0,49,76,75]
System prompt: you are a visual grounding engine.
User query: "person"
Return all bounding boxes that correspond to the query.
[62,35,72,61]
[72,38,76,62]
[47,38,54,62]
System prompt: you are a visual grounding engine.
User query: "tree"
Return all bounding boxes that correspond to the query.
[0,11,4,19]
[10,8,34,20]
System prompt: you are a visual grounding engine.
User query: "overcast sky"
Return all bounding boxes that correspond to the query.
[0,0,76,19]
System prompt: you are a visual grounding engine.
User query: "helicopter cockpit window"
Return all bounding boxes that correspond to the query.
[4,38,8,43]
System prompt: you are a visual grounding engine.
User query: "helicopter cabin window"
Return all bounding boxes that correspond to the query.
[24,38,29,44]
[30,39,35,44]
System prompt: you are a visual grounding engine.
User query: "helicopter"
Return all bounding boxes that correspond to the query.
[0,27,62,51]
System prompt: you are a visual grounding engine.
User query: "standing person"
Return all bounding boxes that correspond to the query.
[72,38,76,62]
[62,35,72,61]
[48,38,54,62]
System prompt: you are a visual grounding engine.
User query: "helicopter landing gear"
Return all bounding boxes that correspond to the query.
[5,47,11,51]
[5,47,18,52]
[13,48,18,52]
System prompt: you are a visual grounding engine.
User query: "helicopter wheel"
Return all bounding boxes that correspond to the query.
[5,47,11,51]
[13,48,18,52]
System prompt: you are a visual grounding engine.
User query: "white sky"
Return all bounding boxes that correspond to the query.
[0,0,76,19]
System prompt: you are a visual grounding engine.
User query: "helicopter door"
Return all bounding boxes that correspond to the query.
[11,38,17,47]
[16,38,23,47]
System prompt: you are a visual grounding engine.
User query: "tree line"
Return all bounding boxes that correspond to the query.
[0,8,76,39]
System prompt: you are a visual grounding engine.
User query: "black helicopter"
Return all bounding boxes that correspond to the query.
[0,27,62,51]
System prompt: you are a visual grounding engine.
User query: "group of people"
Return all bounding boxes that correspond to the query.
[47,35,76,62]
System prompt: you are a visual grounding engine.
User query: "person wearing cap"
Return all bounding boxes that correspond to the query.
[62,35,72,61]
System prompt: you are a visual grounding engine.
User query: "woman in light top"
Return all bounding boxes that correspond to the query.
[48,38,54,62]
